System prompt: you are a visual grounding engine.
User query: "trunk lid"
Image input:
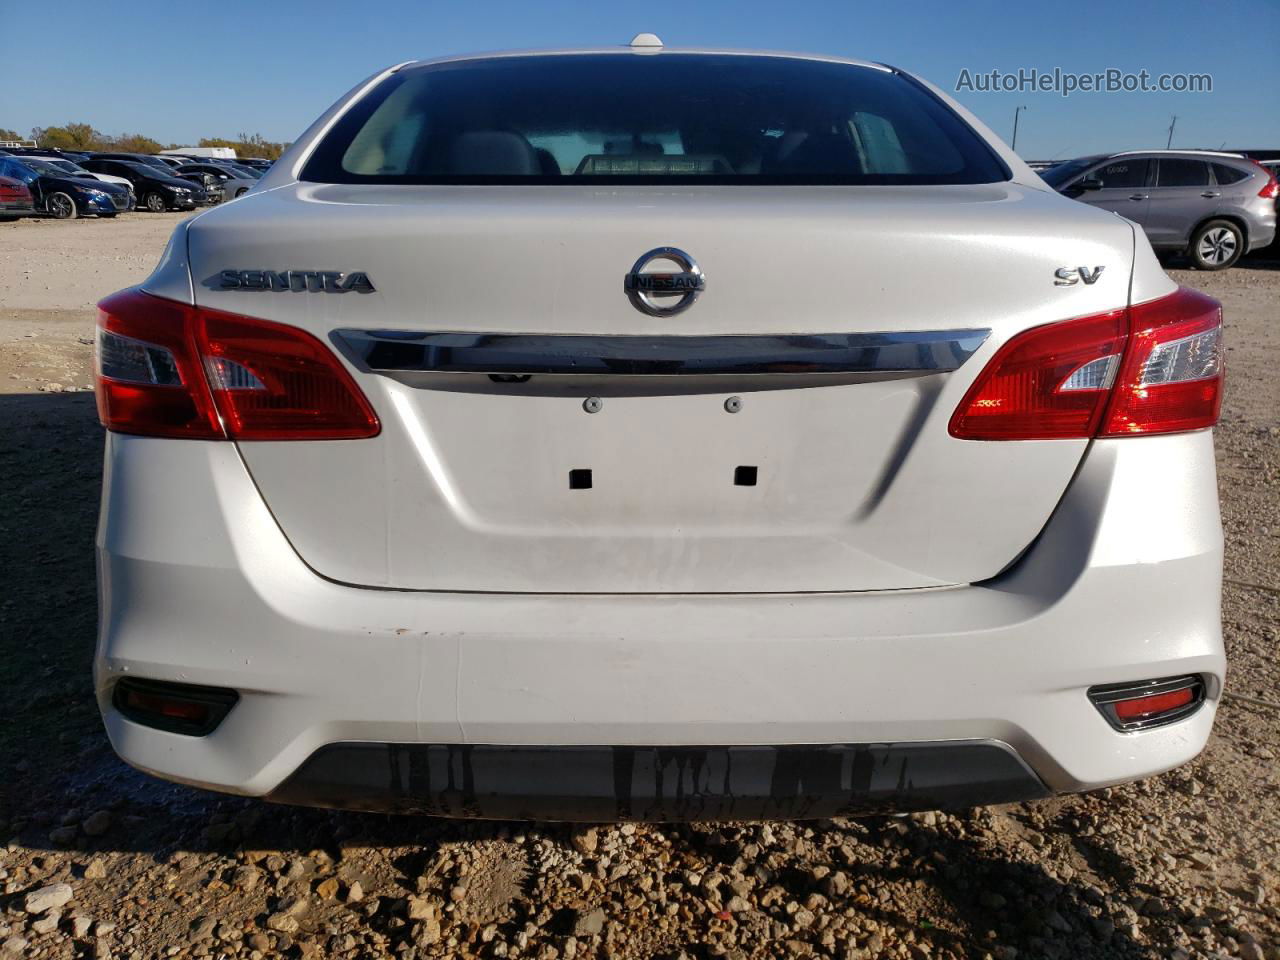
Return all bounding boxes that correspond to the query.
[185,182,1134,593]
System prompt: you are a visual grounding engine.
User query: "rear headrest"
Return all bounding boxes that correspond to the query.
[449,131,538,176]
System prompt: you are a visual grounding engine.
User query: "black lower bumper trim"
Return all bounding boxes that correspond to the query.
[266,741,1047,821]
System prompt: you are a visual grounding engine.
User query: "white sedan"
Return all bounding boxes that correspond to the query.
[91,38,1225,821]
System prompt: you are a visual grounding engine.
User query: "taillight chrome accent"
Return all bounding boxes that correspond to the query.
[950,286,1223,441]
[1088,675,1205,732]
[95,288,380,440]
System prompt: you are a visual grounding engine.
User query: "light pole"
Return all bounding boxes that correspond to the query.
[1012,105,1028,152]
[1166,115,1178,149]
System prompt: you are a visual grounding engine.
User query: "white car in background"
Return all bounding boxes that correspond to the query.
[93,39,1225,821]
[28,155,136,199]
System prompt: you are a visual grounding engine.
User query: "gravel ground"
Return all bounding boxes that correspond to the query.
[0,214,1277,960]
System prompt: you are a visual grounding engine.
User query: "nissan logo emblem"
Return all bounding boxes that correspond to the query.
[623,247,706,317]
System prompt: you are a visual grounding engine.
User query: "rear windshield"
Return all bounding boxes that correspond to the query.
[302,54,1009,186]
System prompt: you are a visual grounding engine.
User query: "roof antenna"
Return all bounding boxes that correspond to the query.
[629,33,663,48]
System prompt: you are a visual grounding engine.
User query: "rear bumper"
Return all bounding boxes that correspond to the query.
[1246,200,1277,251]
[95,430,1224,816]
[267,741,1047,821]
[1248,220,1276,252]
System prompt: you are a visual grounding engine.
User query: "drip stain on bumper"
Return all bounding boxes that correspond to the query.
[268,741,1046,822]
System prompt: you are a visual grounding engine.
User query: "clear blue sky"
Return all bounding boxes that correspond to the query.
[3,0,1276,160]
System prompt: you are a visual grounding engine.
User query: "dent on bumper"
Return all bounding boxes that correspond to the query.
[96,430,1225,804]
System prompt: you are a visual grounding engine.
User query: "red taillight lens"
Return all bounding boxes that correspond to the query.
[96,289,380,440]
[948,310,1127,440]
[950,287,1222,441]
[1255,165,1279,199]
[113,678,238,736]
[1100,288,1222,436]
[1088,675,1204,731]
[198,312,380,440]
[1112,687,1195,721]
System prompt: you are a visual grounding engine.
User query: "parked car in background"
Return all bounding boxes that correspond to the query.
[24,155,136,199]
[151,155,185,170]
[175,162,258,201]
[234,157,273,171]
[0,155,132,218]
[89,152,183,175]
[1,145,85,160]
[1043,150,1277,270]
[81,158,205,211]
[0,175,36,221]
[171,168,223,203]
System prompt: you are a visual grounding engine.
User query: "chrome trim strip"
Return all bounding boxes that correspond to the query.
[336,329,990,376]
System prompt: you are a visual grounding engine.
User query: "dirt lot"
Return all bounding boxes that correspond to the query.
[0,213,1277,960]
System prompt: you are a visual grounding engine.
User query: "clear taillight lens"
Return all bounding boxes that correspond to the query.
[98,328,184,386]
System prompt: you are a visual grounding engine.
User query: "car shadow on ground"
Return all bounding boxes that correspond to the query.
[0,390,1159,958]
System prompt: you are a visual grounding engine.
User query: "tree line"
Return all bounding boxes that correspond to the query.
[0,124,290,161]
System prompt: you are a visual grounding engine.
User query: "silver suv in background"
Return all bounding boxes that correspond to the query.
[1043,150,1277,270]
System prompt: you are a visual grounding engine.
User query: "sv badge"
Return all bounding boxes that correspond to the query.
[1054,266,1105,286]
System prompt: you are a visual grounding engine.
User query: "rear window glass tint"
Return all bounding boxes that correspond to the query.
[1211,163,1248,185]
[302,54,1009,186]
[1157,159,1210,187]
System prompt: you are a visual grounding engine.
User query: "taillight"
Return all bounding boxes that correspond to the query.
[950,287,1222,441]
[96,292,222,438]
[1100,288,1222,436]
[948,310,1127,440]
[1254,163,1279,199]
[96,288,380,440]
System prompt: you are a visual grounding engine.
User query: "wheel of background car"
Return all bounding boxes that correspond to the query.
[1191,219,1243,271]
[235,187,248,198]
[144,191,166,213]
[47,192,78,220]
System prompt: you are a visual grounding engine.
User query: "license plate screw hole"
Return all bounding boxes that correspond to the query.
[569,469,593,490]
[734,466,758,487]
[724,396,742,413]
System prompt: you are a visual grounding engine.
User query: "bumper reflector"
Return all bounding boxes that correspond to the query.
[1088,675,1204,732]
[113,678,238,737]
